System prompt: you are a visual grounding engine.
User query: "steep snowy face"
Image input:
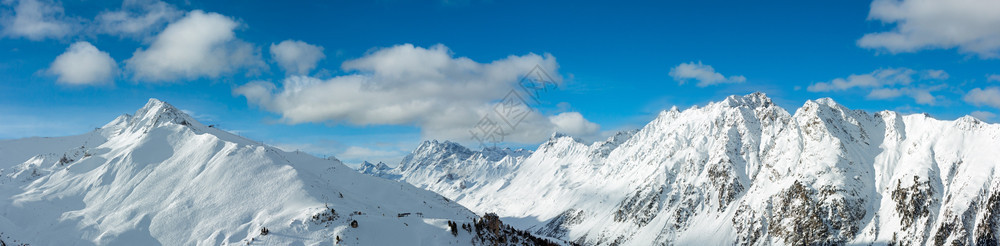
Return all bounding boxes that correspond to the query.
[366,92,1000,245]
[0,99,515,246]
[398,140,476,172]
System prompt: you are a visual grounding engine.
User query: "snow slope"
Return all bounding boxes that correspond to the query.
[364,92,1000,245]
[0,99,554,246]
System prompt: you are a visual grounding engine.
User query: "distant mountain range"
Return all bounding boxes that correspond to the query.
[360,92,1000,245]
[2,93,996,245]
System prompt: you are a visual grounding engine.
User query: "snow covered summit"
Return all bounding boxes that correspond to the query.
[0,99,556,245]
[363,92,1000,245]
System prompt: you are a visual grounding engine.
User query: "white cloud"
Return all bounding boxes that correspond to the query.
[669,61,745,87]
[236,44,600,144]
[48,41,117,85]
[807,68,919,92]
[988,74,1000,82]
[124,10,263,82]
[970,111,996,121]
[270,40,325,75]
[907,89,937,105]
[964,87,1000,109]
[1,0,74,40]
[95,0,181,38]
[866,88,903,99]
[811,68,946,105]
[921,69,949,80]
[549,112,600,137]
[858,0,1000,58]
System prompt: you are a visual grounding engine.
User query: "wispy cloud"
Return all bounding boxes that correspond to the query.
[970,110,996,121]
[988,74,1000,82]
[1,0,76,40]
[95,0,182,39]
[964,87,1000,109]
[669,61,745,87]
[808,68,947,105]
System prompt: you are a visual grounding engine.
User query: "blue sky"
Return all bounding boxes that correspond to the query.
[2,0,1000,166]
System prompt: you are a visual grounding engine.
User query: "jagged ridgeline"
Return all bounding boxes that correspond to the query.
[0,99,566,245]
[360,92,1000,245]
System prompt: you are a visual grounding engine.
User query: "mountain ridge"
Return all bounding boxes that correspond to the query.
[0,98,564,245]
[360,92,1000,245]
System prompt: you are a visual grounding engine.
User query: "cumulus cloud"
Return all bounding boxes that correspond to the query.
[95,0,181,38]
[48,41,117,85]
[236,44,600,144]
[1,0,74,40]
[125,10,263,82]
[549,112,600,137]
[810,68,946,105]
[970,111,996,121]
[270,40,325,75]
[858,0,1000,58]
[669,61,745,87]
[964,87,1000,109]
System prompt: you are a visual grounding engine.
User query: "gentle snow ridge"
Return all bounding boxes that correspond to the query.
[0,99,549,245]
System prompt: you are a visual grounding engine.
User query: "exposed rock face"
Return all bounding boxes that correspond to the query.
[361,93,1000,245]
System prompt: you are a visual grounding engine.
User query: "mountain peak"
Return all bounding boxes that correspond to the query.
[548,132,584,143]
[144,98,167,108]
[959,115,981,123]
[416,140,468,151]
[135,98,183,120]
[796,96,846,114]
[411,140,473,158]
[809,97,842,108]
[356,161,400,179]
[138,98,199,127]
[358,161,391,171]
[105,98,203,135]
[720,92,774,109]
[955,115,984,129]
[1,102,494,246]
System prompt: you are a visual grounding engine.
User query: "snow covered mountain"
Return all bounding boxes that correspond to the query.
[362,92,1000,245]
[0,99,560,246]
[357,161,399,180]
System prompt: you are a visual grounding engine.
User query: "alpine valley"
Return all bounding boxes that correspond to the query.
[360,92,1000,246]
